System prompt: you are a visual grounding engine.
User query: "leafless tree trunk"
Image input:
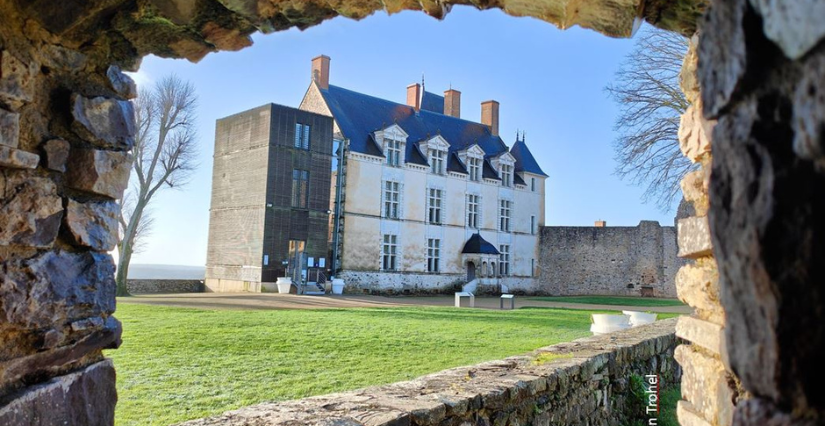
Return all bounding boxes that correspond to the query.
[605,25,694,210]
[117,75,198,296]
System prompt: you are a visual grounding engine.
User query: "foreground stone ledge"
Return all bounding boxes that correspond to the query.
[179,318,679,426]
[0,360,116,426]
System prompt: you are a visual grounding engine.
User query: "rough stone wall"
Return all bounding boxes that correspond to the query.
[181,319,679,426]
[338,270,466,295]
[0,3,133,422]
[678,0,825,424]
[538,221,684,297]
[126,279,205,294]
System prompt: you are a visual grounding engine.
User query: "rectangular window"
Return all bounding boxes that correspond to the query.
[531,177,536,192]
[382,234,397,271]
[427,238,440,272]
[430,149,445,175]
[468,157,481,181]
[384,181,400,219]
[499,245,510,276]
[531,215,536,235]
[386,138,401,167]
[467,194,479,229]
[531,258,535,277]
[501,164,513,187]
[499,200,512,232]
[428,188,443,224]
[291,169,309,208]
[294,123,310,150]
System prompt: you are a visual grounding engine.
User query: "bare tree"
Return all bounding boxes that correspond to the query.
[116,75,198,296]
[606,25,694,210]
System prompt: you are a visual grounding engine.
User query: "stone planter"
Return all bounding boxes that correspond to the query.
[590,314,631,335]
[331,278,345,295]
[623,311,658,327]
[276,277,293,294]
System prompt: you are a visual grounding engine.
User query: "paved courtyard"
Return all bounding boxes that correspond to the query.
[118,293,692,314]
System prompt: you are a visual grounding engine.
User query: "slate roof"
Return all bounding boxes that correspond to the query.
[461,233,500,255]
[420,91,444,114]
[318,84,545,179]
[510,140,548,177]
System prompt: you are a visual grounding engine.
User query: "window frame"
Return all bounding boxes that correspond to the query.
[467,194,480,229]
[386,137,402,167]
[430,148,446,175]
[382,234,397,271]
[291,168,309,208]
[499,199,512,232]
[499,244,510,276]
[468,157,481,181]
[427,188,443,224]
[384,181,400,219]
[294,123,310,150]
[427,238,441,273]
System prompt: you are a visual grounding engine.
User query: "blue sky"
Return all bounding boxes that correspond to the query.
[127,6,679,267]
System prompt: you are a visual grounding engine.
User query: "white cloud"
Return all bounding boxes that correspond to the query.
[125,69,153,91]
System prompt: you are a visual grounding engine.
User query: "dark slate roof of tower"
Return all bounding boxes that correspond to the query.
[447,152,468,174]
[420,91,444,114]
[462,233,500,255]
[319,85,510,162]
[510,140,548,177]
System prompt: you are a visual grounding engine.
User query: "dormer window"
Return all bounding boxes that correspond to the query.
[500,164,513,187]
[430,148,446,175]
[386,138,402,166]
[468,157,481,181]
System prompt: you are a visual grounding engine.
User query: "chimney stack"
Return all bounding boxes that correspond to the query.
[481,100,500,136]
[407,83,421,111]
[444,89,461,118]
[311,55,330,90]
[595,220,607,227]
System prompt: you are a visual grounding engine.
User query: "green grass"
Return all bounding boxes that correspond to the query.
[107,304,678,425]
[658,385,681,426]
[530,295,686,308]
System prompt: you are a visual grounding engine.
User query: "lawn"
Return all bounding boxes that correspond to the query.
[530,295,686,308]
[107,303,679,425]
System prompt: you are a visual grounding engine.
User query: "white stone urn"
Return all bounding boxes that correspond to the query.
[622,310,658,327]
[276,277,293,294]
[590,314,631,335]
[331,278,345,295]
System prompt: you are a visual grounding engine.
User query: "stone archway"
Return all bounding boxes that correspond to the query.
[0,1,823,425]
[466,261,476,282]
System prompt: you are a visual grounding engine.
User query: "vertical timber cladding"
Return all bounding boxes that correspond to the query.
[261,104,334,282]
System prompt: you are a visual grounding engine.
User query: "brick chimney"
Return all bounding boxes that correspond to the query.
[311,55,330,90]
[444,89,461,118]
[481,100,499,136]
[595,220,607,227]
[407,83,421,111]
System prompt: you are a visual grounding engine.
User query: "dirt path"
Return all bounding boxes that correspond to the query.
[118,293,692,314]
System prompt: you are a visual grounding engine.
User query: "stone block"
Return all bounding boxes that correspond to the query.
[674,345,735,426]
[0,51,37,106]
[699,0,747,118]
[66,148,132,199]
[71,94,136,150]
[39,44,88,73]
[793,51,825,165]
[0,108,20,147]
[678,216,713,258]
[0,359,116,426]
[675,260,725,324]
[106,65,137,99]
[64,198,120,251]
[42,138,70,172]
[0,250,116,329]
[680,34,700,104]
[0,145,40,169]
[680,169,708,216]
[0,173,63,247]
[749,0,825,60]
[676,316,723,355]
[676,400,712,426]
[678,103,716,162]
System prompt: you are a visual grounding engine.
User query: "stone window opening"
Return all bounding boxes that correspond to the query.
[467,194,480,229]
[427,238,440,273]
[500,164,513,187]
[383,181,400,219]
[429,148,446,175]
[531,215,536,235]
[499,245,510,276]
[499,199,512,232]
[382,234,397,271]
[386,138,402,167]
[294,123,310,150]
[468,157,481,181]
[427,188,443,224]
[291,169,309,208]
[531,177,536,191]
